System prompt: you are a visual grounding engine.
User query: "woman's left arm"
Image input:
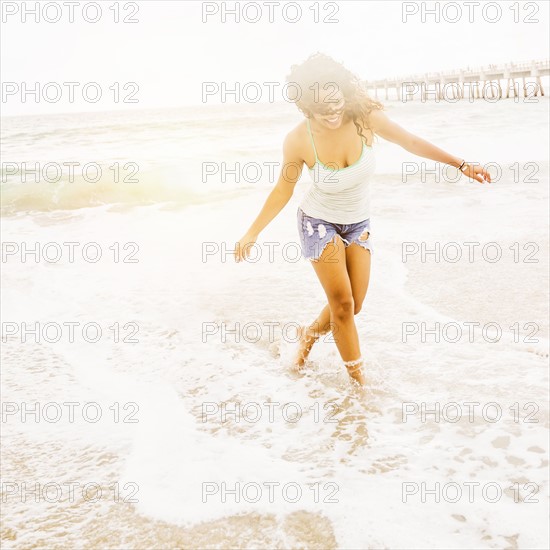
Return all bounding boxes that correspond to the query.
[369,109,491,183]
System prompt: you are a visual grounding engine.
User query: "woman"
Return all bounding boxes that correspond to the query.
[233,53,491,387]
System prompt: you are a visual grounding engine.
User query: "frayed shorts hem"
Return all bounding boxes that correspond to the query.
[297,207,373,262]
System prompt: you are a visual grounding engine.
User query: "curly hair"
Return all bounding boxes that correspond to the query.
[286,52,384,142]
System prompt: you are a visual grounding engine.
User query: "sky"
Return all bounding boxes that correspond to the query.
[1,0,549,115]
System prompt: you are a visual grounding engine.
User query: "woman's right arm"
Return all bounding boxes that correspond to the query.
[234,131,304,262]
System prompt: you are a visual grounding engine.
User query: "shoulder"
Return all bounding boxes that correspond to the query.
[366,109,390,132]
[283,120,309,161]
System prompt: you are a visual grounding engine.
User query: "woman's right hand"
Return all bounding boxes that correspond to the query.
[233,232,258,263]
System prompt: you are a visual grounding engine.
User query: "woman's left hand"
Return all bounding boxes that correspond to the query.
[461,163,492,183]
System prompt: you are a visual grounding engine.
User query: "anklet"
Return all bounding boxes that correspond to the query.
[343,356,363,374]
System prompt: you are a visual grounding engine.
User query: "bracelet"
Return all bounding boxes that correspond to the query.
[458,160,466,171]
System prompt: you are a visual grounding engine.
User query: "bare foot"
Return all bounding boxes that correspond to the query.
[293,325,319,369]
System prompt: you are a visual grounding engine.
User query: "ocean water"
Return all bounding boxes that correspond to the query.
[1,97,549,549]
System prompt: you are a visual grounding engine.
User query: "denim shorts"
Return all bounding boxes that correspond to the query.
[297,207,373,261]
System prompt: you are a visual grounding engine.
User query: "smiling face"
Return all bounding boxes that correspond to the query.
[309,87,346,130]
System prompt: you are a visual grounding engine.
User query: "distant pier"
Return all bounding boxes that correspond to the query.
[364,59,550,101]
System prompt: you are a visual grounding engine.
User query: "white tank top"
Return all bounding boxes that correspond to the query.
[299,118,375,224]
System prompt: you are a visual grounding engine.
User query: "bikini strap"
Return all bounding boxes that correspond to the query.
[306,118,319,162]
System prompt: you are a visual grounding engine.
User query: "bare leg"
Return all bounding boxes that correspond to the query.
[294,304,331,368]
[307,236,367,385]
[294,237,372,387]
[341,235,371,385]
